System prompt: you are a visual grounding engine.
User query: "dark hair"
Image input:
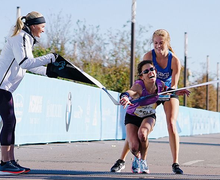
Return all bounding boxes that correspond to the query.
[137,60,153,76]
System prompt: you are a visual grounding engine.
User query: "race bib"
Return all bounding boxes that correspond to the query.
[134,104,156,118]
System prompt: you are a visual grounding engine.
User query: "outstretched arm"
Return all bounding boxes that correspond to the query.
[120,83,142,108]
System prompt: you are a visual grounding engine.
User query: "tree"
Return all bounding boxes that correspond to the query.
[45,12,73,56]
[187,75,217,111]
[71,20,152,92]
[31,12,218,111]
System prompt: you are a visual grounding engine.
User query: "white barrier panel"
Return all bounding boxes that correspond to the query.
[3,73,219,145]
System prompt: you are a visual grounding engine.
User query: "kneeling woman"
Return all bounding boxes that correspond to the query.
[119,60,189,174]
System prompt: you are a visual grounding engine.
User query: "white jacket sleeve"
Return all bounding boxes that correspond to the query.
[19,54,55,70]
[11,33,56,70]
[29,66,47,76]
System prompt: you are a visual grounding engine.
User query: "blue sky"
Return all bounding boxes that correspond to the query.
[0,0,219,83]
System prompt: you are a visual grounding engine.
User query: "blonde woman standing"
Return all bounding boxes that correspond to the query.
[0,11,57,174]
[143,29,183,174]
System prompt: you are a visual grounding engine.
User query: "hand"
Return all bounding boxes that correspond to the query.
[50,53,59,63]
[46,63,58,78]
[120,96,133,109]
[175,89,191,96]
[53,53,59,59]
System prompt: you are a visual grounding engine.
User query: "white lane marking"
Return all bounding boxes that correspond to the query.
[182,160,204,165]
[207,164,220,168]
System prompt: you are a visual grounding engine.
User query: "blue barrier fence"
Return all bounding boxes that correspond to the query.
[3,73,219,145]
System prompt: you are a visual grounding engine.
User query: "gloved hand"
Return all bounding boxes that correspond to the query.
[50,53,59,63]
[53,53,59,59]
[46,63,58,78]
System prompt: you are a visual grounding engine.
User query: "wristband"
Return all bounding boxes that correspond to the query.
[167,87,175,91]
[166,87,176,95]
[165,86,174,91]
[120,92,129,99]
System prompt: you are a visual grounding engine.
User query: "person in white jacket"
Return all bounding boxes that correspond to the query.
[0,11,57,174]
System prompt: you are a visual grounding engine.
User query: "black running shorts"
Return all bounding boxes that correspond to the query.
[124,113,156,128]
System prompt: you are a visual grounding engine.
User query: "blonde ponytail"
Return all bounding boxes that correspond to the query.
[12,16,25,37]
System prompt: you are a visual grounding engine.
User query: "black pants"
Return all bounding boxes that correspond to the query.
[0,89,16,145]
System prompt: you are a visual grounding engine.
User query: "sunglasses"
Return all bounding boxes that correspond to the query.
[140,67,155,75]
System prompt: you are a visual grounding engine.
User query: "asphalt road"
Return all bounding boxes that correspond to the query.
[0,133,219,180]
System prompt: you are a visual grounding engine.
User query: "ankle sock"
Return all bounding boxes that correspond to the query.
[1,160,6,166]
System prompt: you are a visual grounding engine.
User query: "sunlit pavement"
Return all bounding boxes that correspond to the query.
[0,133,219,179]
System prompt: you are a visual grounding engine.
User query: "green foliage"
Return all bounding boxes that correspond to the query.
[33,46,51,57]
[102,65,130,92]
[187,75,217,111]
[68,20,150,92]
[31,13,218,112]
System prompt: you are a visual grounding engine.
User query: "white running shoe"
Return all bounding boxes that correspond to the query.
[131,156,140,173]
[140,159,150,174]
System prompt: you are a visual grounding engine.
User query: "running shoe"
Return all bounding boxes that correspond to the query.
[172,163,183,174]
[110,159,125,172]
[131,156,140,173]
[0,161,25,174]
[140,159,150,174]
[11,160,31,173]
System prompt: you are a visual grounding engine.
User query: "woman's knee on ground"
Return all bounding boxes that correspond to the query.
[129,142,139,155]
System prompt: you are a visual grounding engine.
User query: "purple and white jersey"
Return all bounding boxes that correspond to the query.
[127,79,163,118]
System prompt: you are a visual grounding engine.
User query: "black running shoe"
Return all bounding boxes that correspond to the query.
[0,161,25,174]
[110,159,125,172]
[11,160,30,173]
[172,163,183,174]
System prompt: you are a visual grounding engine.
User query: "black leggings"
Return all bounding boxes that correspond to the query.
[0,89,16,145]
